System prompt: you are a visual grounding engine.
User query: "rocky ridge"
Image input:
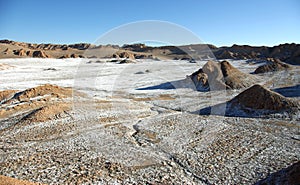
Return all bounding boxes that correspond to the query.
[0,40,299,65]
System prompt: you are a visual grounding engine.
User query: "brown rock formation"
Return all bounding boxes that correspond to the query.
[190,60,256,90]
[3,48,11,54]
[218,50,235,59]
[32,50,49,58]
[0,84,74,123]
[26,50,32,56]
[121,52,135,59]
[15,49,27,56]
[229,84,299,112]
[200,84,299,118]
[214,43,300,65]
[59,54,70,59]
[1,39,299,63]
[220,61,256,89]
[254,58,291,74]
[189,68,209,89]
[113,51,135,59]
[202,60,227,90]
[0,89,17,102]
[23,103,71,122]
[70,53,83,58]
[16,84,72,102]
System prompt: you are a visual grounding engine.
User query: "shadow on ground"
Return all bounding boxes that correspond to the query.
[136,78,208,92]
[272,84,300,98]
[254,161,300,185]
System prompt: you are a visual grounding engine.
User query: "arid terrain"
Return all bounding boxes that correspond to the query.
[1,40,300,65]
[0,41,299,184]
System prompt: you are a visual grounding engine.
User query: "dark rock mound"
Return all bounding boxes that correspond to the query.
[118,59,136,64]
[225,85,299,118]
[220,61,256,89]
[14,49,27,56]
[134,54,154,59]
[188,68,209,91]
[198,84,299,119]
[229,84,298,111]
[254,58,291,74]
[217,50,235,59]
[189,60,256,91]
[70,53,84,58]
[112,51,135,59]
[32,50,49,58]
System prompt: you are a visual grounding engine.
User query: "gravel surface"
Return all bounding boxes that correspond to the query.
[0,58,299,184]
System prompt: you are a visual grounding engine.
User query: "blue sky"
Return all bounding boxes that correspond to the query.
[0,0,299,46]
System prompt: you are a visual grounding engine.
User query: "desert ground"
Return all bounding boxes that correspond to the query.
[0,55,299,184]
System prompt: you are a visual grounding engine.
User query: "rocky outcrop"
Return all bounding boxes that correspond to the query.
[32,50,49,58]
[217,50,236,59]
[202,60,228,90]
[229,84,298,111]
[112,51,135,59]
[23,103,71,122]
[134,54,154,59]
[220,61,256,89]
[59,54,70,59]
[0,89,17,102]
[15,84,72,102]
[0,84,73,123]
[122,43,148,51]
[199,84,299,118]
[71,53,83,58]
[214,43,300,65]
[1,40,299,63]
[0,40,94,50]
[60,54,83,58]
[68,43,93,50]
[14,49,27,56]
[190,60,256,90]
[189,68,209,90]
[3,48,11,54]
[225,85,299,118]
[254,58,291,74]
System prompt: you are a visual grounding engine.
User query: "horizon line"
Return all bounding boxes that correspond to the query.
[0,38,299,48]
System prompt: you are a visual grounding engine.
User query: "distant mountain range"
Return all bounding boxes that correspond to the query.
[0,40,299,65]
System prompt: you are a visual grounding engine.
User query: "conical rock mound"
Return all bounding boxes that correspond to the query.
[230,84,298,111]
[226,84,299,118]
[189,60,256,90]
[220,60,256,89]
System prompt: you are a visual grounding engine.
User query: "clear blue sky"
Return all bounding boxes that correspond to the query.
[0,0,299,46]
